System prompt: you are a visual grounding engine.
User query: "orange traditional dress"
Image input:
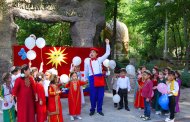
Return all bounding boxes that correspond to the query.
[36,82,47,122]
[134,78,145,109]
[47,84,64,122]
[65,80,87,115]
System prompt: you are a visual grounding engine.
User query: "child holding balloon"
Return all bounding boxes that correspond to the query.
[116,68,131,111]
[111,70,120,108]
[155,71,166,115]
[65,72,87,121]
[70,60,85,105]
[165,71,179,122]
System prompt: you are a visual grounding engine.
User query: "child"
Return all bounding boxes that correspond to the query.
[65,72,87,121]
[30,67,38,78]
[47,74,64,122]
[111,70,120,108]
[134,66,146,109]
[116,68,131,111]
[175,71,181,113]
[155,71,166,115]
[165,71,179,122]
[43,70,52,106]
[10,66,21,86]
[152,66,159,111]
[70,63,85,104]
[0,73,16,122]
[140,70,153,121]
[35,72,47,122]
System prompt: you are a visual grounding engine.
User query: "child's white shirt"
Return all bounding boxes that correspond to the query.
[116,76,131,92]
[43,80,50,97]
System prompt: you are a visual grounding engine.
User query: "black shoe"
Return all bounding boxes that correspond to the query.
[118,107,123,110]
[89,111,95,116]
[125,107,130,111]
[114,105,118,108]
[98,112,104,116]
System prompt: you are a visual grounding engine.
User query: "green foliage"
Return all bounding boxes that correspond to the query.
[16,18,71,46]
[181,72,190,87]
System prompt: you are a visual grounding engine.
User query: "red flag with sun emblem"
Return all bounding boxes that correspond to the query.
[13,45,105,75]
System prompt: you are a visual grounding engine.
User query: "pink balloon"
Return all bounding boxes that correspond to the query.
[157,83,168,94]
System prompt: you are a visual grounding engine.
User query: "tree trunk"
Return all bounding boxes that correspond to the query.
[176,21,183,60]
[171,24,178,59]
[0,10,18,78]
[183,9,189,71]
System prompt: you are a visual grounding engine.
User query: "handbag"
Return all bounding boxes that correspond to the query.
[90,59,105,87]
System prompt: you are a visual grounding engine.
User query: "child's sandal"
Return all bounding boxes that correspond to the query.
[140,115,146,118]
[143,117,151,121]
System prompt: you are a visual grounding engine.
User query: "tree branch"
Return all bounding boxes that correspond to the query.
[11,8,78,23]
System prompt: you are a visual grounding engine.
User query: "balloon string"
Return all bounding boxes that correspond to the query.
[41,49,43,62]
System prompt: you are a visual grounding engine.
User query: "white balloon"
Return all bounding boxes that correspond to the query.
[25,37,35,49]
[36,37,46,48]
[103,59,110,67]
[49,68,58,75]
[27,50,36,60]
[126,65,136,76]
[72,56,82,66]
[113,94,120,103]
[60,74,69,84]
[109,60,116,69]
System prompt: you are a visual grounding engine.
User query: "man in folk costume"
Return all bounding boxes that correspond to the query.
[84,39,110,116]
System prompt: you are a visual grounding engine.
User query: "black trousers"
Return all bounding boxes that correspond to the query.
[112,89,118,106]
[46,97,49,106]
[169,96,176,119]
[118,88,128,108]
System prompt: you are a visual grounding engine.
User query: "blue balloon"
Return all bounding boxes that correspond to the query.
[159,94,169,110]
[18,48,27,60]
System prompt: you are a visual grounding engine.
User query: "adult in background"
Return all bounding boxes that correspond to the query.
[12,64,36,122]
[84,39,110,116]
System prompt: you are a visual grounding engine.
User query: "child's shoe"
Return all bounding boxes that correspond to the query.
[164,112,170,116]
[142,116,151,121]
[165,118,175,122]
[70,116,74,121]
[140,115,146,118]
[76,116,82,120]
[155,111,161,115]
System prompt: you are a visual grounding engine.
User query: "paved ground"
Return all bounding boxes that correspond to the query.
[0,88,190,122]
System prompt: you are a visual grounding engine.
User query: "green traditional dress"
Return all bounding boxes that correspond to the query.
[0,84,16,122]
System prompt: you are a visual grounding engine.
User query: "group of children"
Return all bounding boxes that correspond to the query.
[111,66,181,122]
[0,62,87,122]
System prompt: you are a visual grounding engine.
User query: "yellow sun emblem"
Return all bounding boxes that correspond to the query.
[46,47,67,68]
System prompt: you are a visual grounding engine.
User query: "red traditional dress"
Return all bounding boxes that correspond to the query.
[12,77,36,122]
[134,78,145,109]
[48,84,64,122]
[36,82,47,122]
[65,80,87,115]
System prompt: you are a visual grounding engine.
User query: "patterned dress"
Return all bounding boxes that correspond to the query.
[0,83,16,122]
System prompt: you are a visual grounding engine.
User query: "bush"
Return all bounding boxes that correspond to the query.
[181,72,190,87]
